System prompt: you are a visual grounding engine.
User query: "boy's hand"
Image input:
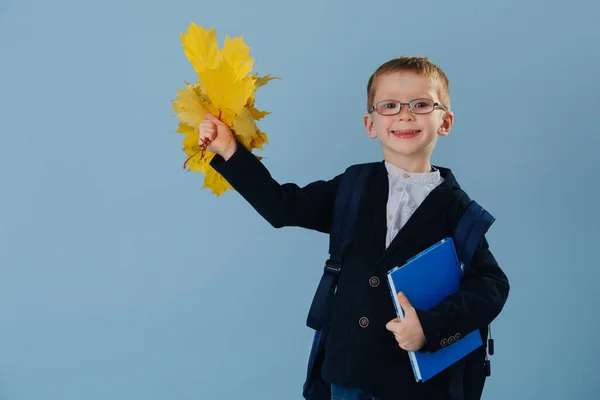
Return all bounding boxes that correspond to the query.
[199,113,237,161]
[385,292,426,352]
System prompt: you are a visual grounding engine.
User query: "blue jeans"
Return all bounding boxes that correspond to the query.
[331,384,378,400]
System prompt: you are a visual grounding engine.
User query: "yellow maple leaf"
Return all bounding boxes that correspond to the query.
[250,130,269,150]
[222,35,254,79]
[233,107,258,139]
[200,60,254,113]
[173,23,278,195]
[234,133,254,149]
[181,24,254,114]
[177,122,196,140]
[188,83,238,127]
[246,74,279,109]
[252,73,279,90]
[201,163,233,195]
[250,107,270,120]
[181,24,221,74]
[172,83,210,129]
[178,124,205,171]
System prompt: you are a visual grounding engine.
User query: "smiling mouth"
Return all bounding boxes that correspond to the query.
[391,130,421,137]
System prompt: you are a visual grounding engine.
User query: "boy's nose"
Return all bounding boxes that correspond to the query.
[397,105,414,120]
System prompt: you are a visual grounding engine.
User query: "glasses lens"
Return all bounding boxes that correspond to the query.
[410,99,435,114]
[376,100,401,115]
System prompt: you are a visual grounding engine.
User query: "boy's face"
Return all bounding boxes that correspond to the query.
[363,72,454,168]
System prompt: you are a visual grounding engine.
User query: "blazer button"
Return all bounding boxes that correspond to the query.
[358,317,369,328]
[454,333,462,341]
[369,276,380,287]
[440,338,448,347]
[448,336,455,344]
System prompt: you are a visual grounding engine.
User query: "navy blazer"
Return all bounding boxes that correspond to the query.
[211,144,509,400]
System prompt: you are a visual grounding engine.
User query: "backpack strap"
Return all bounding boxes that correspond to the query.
[452,199,496,379]
[306,163,377,330]
[454,200,495,270]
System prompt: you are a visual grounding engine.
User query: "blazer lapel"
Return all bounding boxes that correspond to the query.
[372,178,454,270]
[370,162,389,260]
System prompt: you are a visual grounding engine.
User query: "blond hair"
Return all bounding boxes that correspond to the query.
[367,56,450,111]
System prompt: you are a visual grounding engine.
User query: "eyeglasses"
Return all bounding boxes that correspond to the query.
[368,98,446,115]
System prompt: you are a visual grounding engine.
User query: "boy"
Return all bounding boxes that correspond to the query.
[200,56,509,400]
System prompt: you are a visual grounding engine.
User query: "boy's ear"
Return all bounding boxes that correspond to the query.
[438,111,454,137]
[364,113,377,139]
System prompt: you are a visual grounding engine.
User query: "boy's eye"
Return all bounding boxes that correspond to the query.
[413,100,432,108]
[381,102,399,109]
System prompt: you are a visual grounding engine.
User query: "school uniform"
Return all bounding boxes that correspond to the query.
[210,143,509,400]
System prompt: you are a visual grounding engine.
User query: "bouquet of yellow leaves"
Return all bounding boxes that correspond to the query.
[172,23,277,195]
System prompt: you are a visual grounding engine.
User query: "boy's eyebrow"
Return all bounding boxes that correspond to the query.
[376,94,436,101]
[375,92,436,100]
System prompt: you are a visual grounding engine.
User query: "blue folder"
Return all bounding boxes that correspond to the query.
[386,237,482,382]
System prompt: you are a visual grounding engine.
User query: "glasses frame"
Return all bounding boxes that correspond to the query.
[368,98,446,115]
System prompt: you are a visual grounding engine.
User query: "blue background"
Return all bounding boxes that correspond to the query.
[1,0,598,399]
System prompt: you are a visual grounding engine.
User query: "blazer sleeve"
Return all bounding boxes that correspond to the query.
[415,200,510,353]
[209,142,343,234]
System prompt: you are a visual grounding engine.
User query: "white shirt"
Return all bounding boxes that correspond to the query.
[384,162,444,249]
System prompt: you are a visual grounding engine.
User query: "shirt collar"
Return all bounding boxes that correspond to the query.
[384,161,441,185]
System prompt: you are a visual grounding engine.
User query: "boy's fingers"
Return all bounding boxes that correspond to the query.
[205,112,226,127]
[199,132,212,142]
[385,318,401,332]
[199,121,213,130]
[397,292,413,311]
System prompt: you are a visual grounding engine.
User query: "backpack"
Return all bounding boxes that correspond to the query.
[302,163,495,400]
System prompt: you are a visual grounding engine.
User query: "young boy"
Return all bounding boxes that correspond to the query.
[200,56,509,400]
